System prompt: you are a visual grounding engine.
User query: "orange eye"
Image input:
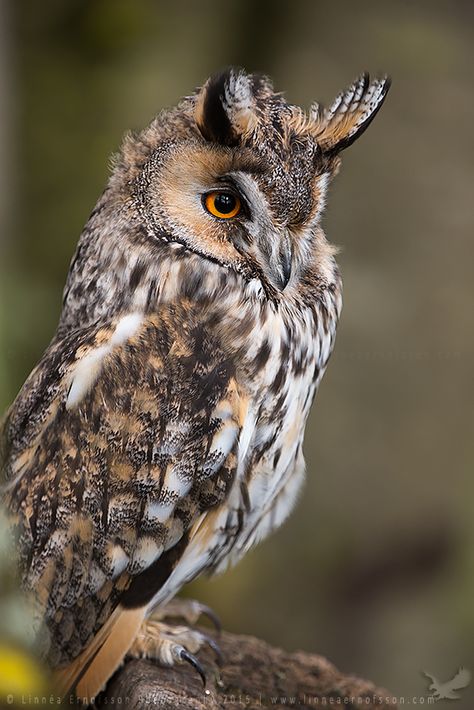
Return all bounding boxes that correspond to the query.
[204,191,241,219]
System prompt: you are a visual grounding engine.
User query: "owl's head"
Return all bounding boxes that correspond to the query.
[61,69,390,330]
[122,68,389,296]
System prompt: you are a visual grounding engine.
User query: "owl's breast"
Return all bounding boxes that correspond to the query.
[209,292,339,571]
[137,288,340,607]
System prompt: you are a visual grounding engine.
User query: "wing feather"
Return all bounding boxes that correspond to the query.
[1,306,245,698]
[54,605,145,702]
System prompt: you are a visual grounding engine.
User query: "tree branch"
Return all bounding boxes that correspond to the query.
[97,629,397,709]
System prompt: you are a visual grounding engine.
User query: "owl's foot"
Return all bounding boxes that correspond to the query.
[128,619,222,687]
[149,597,221,632]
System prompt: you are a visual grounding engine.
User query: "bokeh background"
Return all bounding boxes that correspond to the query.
[0,0,473,705]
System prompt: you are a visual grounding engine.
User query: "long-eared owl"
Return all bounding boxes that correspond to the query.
[0,68,390,701]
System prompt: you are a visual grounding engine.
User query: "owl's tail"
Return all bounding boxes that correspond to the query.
[53,604,145,704]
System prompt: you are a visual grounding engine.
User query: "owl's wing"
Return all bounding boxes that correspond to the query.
[2,308,248,698]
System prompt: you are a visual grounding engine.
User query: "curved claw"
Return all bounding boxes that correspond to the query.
[199,604,222,633]
[199,632,224,666]
[179,647,207,687]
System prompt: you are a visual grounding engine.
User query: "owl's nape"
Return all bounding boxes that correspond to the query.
[1,68,390,703]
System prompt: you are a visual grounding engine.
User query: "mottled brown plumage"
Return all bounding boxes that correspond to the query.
[0,68,390,701]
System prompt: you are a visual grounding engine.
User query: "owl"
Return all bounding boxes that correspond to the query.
[0,68,390,702]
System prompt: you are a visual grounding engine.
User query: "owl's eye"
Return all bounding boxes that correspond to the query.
[204,191,241,219]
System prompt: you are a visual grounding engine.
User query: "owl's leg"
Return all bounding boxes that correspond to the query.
[148,597,221,631]
[127,618,221,686]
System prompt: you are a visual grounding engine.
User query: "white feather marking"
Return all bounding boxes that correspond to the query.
[164,517,184,551]
[237,408,257,469]
[211,397,234,421]
[270,458,306,531]
[110,312,143,345]
[87,562,107,594]
[132,537,163,571]
[223,71,257,135]
[109,545,129,578]
[244,278,264,299]
[66,312,142,409]
[209,422,239,459]
[66,346,109,409]
[163,466,192,499]
[205,422,239,476]
[246,469,268,512]
[146,500,175,524]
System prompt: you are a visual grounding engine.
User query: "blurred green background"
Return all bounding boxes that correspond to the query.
[0,0,473,705]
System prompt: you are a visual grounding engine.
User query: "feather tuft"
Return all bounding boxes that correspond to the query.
[310,73,391,153]
[195,67,258,146]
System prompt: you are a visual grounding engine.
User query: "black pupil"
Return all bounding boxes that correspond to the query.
[214,193,236,214]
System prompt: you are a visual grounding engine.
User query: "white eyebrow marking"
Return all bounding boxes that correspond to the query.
[66,312,143,409]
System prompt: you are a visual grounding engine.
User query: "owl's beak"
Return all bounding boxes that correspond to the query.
[255,229,293,291]
[275,233,293,291]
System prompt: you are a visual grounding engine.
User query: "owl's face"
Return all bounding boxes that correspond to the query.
[126,69,389,298]
[135,125,325,295]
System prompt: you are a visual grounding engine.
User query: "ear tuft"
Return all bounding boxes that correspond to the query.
[195,68,258,146]
[310,74,391,154]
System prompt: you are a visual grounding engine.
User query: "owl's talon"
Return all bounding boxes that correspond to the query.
[178,647,207,687]
[199,604,221,633]
[128,618,219,685]
[150,598,221,633]
[199,632,223,665]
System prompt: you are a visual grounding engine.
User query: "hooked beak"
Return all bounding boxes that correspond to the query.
[277,233,293,290]
[254,229,293,292]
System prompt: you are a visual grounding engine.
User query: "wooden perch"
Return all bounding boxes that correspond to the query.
[97,629,397,709]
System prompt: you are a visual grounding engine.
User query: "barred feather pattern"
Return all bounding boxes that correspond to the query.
[2,251,341,666]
